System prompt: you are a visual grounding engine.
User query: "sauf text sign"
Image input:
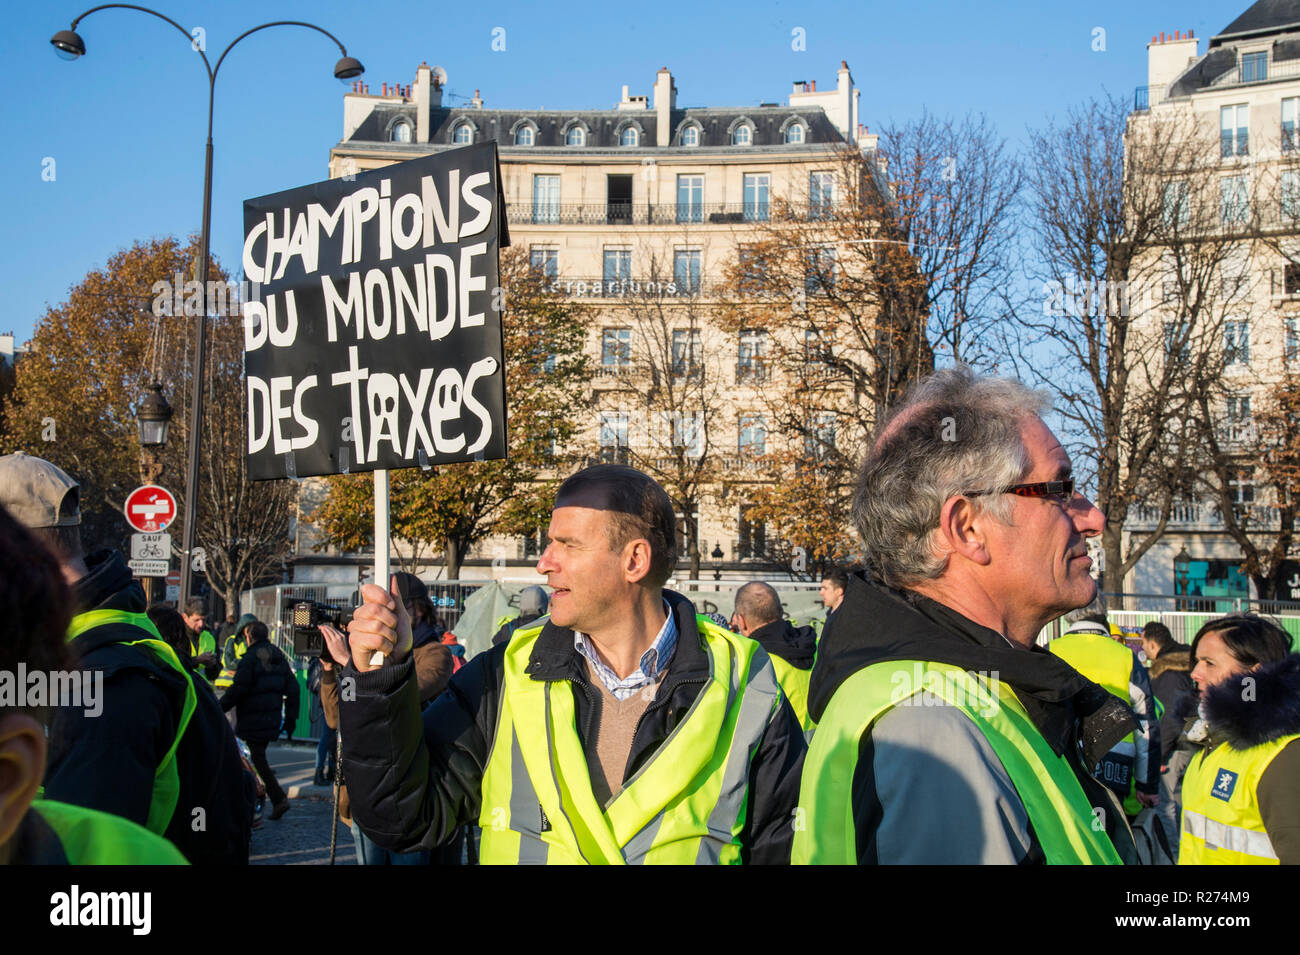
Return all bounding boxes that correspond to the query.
[241,142,509,480]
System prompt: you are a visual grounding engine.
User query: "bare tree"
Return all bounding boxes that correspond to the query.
[1016,95,1253,599]
[877,110,1025,367]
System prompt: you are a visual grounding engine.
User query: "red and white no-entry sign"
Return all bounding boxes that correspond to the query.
[124,485,177,533]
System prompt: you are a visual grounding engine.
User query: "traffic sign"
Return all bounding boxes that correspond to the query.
[128,558,170,577]
[131,532,172,561]
[124,485,177,533]
[165,570,181,603]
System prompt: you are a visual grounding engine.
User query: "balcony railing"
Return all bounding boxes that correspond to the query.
[508,201,838,226]
[1134,85,1168,111]
[1127,500,1292,530]
[1208,56,1300,90]
[735,360,769,384]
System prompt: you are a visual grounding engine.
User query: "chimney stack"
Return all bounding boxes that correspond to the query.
[654,67,675,145]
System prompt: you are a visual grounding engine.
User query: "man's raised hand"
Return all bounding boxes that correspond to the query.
[348,577,413,672]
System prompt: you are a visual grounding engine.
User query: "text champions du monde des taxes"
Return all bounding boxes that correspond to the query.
[241,142,509,481]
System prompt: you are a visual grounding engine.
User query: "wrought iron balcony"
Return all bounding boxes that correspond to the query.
[507,200,836,226]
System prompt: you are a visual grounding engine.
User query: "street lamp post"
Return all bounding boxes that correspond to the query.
[711,542,724,588]
[135,382,172,601]
[52,6,363,611]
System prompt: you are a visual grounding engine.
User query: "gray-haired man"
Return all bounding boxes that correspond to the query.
[794,367,1138,865]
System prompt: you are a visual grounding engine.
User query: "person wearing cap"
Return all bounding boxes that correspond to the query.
[0,503,187,865]
[181,597,219,684]
[491,585,551,646]
[340,464,806,864]
[0,452,250,864]
[215,613,257,693]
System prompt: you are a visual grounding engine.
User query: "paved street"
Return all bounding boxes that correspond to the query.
[249,743,355,865]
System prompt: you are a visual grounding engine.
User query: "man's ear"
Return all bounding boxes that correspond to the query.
[0,714,47,850]
[935,496,992,568]
[622,538,653,585]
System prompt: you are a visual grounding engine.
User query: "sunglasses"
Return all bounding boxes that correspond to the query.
[965,479,1076,504]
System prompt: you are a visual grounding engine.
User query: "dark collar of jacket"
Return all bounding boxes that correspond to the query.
[809,572,1135,764]
[9,806,68,864]
[1149,645,1193,681]
[747,619,816,670]
[411,618,442,650]
[1203,653,1300,749]
[66,549,174,669]
[523,588,709,685]
[71,549,144,617]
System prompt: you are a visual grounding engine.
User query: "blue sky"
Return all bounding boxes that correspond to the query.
[2,0,1241,343]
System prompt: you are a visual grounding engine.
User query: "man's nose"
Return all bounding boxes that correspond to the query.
[536,544,556,575]
[1072,493,1106,537]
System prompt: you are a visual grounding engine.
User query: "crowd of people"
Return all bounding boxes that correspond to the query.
[1,365,1297,865]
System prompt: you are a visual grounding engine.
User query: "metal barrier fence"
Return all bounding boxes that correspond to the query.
[1037,609,1300,647]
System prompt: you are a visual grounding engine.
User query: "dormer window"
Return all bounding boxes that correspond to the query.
[454,123,473,145]
[732,124,753,146]
[566,126,585,146]
[681,125,699,147]
[389,120,412,143]
[785,122,805,144]
[620,126,639,147]
[516,126,535,146]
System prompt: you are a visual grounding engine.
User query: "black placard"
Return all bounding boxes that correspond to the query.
[241,142,509,480]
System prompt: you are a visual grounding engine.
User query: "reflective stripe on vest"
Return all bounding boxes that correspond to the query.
[792,660,1122,865]
[66,610,198,836]
[1179,734,1299,865]
[215,636,247,689]
[769,653,815,736]
[31,798,189,865]
[478,615,782,864]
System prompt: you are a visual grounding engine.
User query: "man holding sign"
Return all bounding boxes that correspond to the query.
[340,465,806,864]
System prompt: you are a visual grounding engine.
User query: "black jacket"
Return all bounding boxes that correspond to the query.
[748,619,817,670]
[808,572,1138,864]
[221,638,299,743]
[1149,647,1196,762]
[339,589,806,864]
[44,549,250,864]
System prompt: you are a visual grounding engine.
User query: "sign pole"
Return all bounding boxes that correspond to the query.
[371,468,390,666]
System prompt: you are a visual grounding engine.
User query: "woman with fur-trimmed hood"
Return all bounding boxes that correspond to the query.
[1179,614,1300,865]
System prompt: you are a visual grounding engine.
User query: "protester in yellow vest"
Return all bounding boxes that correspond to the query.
[795,368,1133,864]
[182,598,219,684]
[215,613,256,691]
[0,501,186,865]
[0,453,250,864]
[1179,614,1300,865]
[339,465,807,864]
[1049,600,1161,816]
[730,581,817,733]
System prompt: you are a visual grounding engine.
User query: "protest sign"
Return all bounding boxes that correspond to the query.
[242,142,509,480]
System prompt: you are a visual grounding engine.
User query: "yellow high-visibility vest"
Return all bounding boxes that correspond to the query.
[1180,734,1300,865]
[65,609,198,836]
[30,799,188,865]
[792,660,1121,865]
[478,615,782,864]
[768,652,814,735]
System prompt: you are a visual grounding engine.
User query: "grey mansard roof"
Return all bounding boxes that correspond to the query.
[347,103,846,150]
